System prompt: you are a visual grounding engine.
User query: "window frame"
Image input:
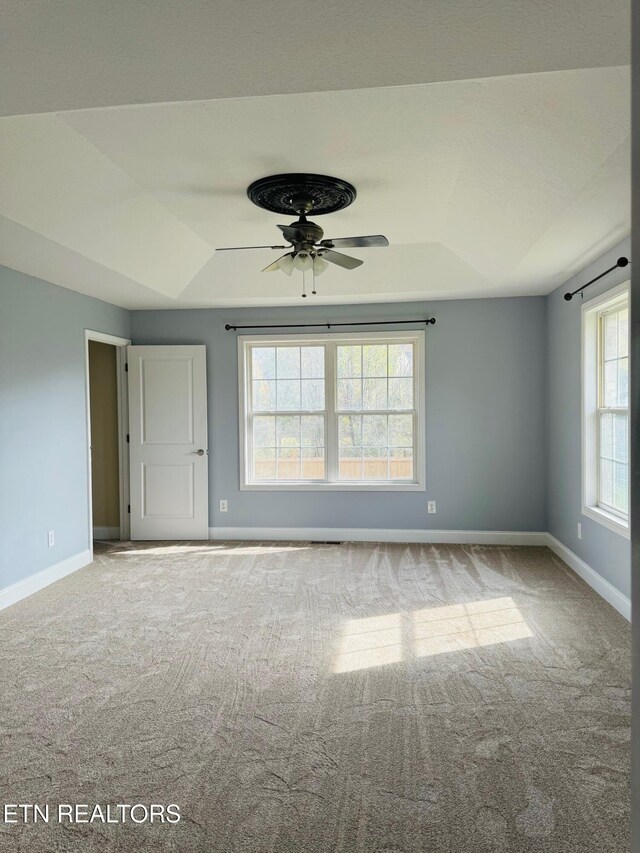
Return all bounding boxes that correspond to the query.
[581,281,630,537]
[238,330,426,491]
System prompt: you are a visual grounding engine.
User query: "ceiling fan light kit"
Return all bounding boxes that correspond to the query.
[293,252,313,272]
[313,256,328,276]
[216,173,389,298]
[276,255,294,275]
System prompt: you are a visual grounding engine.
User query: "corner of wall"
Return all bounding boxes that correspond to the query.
[544,236,632,603]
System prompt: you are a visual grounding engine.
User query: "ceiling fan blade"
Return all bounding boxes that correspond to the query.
[262,253,291,272]
[321,235,389,249]
[278,224,307,243]
[319,249,364,270]
[216,244,286,251]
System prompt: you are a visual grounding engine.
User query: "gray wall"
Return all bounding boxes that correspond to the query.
[0,266,131,590]
[546,236,631,599]
[131,296,547,533]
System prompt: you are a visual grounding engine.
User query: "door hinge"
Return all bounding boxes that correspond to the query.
[125,362,128,372]
[126,433,130,443]
[127,504,131,514]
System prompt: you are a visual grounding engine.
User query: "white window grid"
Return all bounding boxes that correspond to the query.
[248,344,327,482]
[596,303,629,520]
[239,331,426,491]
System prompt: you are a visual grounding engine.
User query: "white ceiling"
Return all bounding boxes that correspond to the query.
[0,1,630,309]
[1,1,630,116]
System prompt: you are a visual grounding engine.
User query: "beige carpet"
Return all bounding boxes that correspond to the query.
[0,541,630,852]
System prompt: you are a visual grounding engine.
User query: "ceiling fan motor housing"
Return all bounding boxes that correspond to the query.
[291,218,324,246]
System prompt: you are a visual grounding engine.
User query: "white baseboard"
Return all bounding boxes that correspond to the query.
[0,549,92,612]
[546,534,630,621]
[93,526,120,540]
[209,527,548,546]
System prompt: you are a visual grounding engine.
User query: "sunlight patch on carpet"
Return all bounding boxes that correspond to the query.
[334,597,532,673]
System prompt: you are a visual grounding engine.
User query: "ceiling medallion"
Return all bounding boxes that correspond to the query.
[247,173,357,216]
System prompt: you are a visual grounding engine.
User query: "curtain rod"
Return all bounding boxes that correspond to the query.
[225,318,436,332]
[564,256,629,301]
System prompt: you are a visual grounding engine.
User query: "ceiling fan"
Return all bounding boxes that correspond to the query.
[215,173,389,297]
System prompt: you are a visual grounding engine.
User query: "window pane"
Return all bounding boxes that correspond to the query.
[254,447,275,480]
[253,416,275,447]
[363,345,387,377]
[337,346,362,378]
[614,462,629,515]
[301,415,324,448]
[618,308,629,357]
[277,347,300,379]
[604,314,618,360]
[339,415,362,447]
[276,380,301,410]
[388,344,413,377]
[363,447,388,479]
[363,378,387,409]
[252,347,276,380]
[301,379,325,411]
[276,415,300,448]
[253,380,276,411]
[600,458,614,507]
[339,447,362,480]
[388,378,413,409]
[389,414,413,447]
[302,447,325,479]
[613,413,628,463]
[600,412,613,458]
[337,378,362,410]
[603,362,618,407]
[389,448,413,480]
[362,415,387,447]
[618,357,629,407]
[277,448,300,479]
[301,346,325,378]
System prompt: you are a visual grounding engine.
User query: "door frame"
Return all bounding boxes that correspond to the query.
[84,329,131,555]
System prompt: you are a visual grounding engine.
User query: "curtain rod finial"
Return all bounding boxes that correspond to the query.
[617,257,629,267]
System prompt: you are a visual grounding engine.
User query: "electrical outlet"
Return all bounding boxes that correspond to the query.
[427,501,437,514]
[219,500,228,513]
[47,530,55,548]
[577,522,582,540]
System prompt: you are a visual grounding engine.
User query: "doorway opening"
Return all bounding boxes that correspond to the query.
[85,331,130,554]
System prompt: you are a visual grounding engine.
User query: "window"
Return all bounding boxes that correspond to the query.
[582,284,630,536]
[249,345,326,481]
[597,302,629,517]
[239,331,425,490]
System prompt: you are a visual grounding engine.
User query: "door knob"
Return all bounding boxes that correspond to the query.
[193,449,205,456]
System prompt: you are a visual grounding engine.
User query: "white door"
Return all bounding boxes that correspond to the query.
[128,345,209,540]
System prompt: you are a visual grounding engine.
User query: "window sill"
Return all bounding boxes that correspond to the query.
[582,505,630,539]
[241,481,426,492]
